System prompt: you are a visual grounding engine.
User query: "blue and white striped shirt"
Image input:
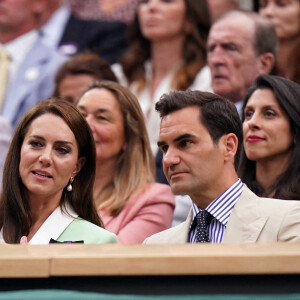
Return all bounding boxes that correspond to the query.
[189,179,244,243]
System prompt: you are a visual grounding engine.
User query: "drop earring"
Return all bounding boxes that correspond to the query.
[67,177,74,192]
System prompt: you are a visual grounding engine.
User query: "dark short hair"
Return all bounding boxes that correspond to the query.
[0,99,101,243]
[155,90,242,170]
[53,52,117,97]
[239,74,300,199]
[252,13,278,58]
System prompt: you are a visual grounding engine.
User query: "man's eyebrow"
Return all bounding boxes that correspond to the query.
[157,133,195,148]
[174,134,194,142]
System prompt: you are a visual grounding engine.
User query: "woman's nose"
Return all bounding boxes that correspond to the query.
[245,114,261,130]
[260,3,276,18]
[145,0,158,10]
[39,148,52,165]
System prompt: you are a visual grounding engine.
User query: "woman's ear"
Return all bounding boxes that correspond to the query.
[72,157,86,177]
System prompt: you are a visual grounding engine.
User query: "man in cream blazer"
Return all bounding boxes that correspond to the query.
[144,90,300,244]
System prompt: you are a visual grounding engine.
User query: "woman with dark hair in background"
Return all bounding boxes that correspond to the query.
[239,74,300,200]
[77,81,174,244]
[113,0,211,155]
[0,99,117,244]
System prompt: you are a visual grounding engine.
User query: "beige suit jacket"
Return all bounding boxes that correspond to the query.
[143,186,300,244]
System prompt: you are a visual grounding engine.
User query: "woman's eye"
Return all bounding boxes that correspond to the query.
[244,110,254,119]
[29,141,42,148]
[259,0,268,9]
[96,115,107,121]
[265,110,276,117]
[56,147,70,155]
[276,0,289,7]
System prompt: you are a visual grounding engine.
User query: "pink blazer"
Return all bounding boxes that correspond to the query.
[99,183,175,244]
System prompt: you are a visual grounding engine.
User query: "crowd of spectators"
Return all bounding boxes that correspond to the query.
[0,0,299,245]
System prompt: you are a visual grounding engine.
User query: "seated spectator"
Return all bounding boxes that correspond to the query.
[207,10,277,114]
[40,0,128,64]
[0,99,117,244]
[0,0,66,129]
[239,74,300,200]
[113,0,212,156]
[76,81,175,244]
[259,0,300,85]
[53,52,117,104]
[144,90,300,245]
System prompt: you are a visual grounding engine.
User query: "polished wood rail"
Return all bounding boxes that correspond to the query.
[0,243,300,278]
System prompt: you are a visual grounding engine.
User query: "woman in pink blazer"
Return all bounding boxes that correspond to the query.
[77,80,175,244]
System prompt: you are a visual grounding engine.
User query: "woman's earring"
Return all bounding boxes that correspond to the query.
[67,177,74,192]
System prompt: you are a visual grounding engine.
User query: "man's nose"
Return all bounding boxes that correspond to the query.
[208,46,225,66]
[163,148,180,168]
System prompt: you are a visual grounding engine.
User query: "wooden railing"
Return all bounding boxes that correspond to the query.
[1,242,300,278]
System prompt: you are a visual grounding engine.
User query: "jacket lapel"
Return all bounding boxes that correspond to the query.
[223,186,269,243]
[168,209,193,243]
[29,203,78,244]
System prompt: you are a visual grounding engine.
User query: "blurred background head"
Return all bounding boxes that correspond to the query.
[53,52,117,104]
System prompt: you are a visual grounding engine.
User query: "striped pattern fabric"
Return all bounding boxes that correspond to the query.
[189,179,244,243]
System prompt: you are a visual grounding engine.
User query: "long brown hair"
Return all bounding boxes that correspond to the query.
[120,0,210,92]
[77,81,155,216]
[0,99,102,243]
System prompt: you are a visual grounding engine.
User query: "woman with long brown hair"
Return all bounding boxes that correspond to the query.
[112,0,211,155]
[77,81,175,244]
[0,99,117,244]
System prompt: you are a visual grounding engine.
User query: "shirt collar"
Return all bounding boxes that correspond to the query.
[3,29,38,64]
[41,6,71,47]
[191,179,244,226]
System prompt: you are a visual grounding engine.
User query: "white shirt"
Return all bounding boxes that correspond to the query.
[1,30,38,85]
[235,100,244,118]
[112,62,212,155]
[41,6,71,50]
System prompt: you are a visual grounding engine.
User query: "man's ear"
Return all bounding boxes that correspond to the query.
[222,133,238,163]
[258,52,275,74]
[72,157,86,177]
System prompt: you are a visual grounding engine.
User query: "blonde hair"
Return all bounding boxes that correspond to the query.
[78,81,155,216]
